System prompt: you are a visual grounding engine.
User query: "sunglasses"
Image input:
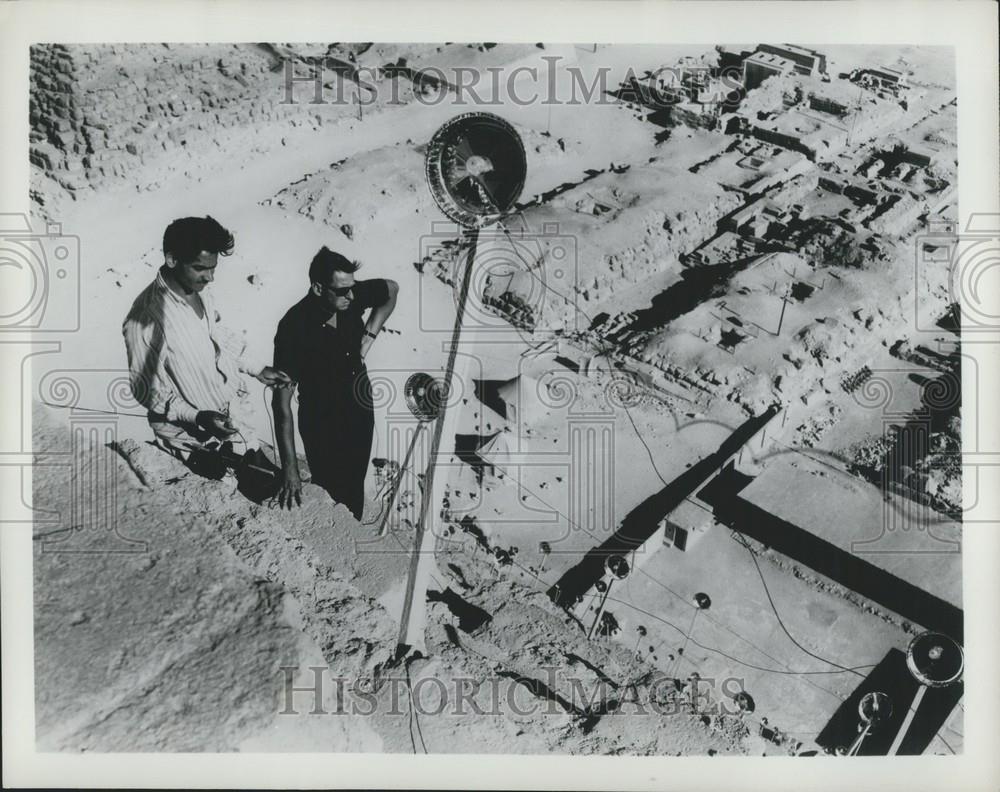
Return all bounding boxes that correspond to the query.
[321,284,354,297]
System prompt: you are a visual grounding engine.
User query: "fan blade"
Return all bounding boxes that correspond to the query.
[473,173,503,206]
[447,164,470,184]
[453,135,475,165]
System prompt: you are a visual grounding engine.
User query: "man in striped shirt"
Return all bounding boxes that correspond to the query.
[123,216,290,458]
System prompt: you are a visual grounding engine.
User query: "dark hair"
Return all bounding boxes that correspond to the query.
[162,216,234,265]
[309,246,359,284]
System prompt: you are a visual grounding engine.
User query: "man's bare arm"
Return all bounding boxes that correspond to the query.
[361,279,399,359]
[272,384,302,509]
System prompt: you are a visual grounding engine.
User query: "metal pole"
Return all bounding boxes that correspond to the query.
[377,422,426,537]
[845,721,873,756]
[587,580,613,639]
[887,684,928,756]
[396,228,479,657]
[776,283,790,336]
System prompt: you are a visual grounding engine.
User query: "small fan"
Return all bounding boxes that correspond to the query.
[375,372,449,538]
[403,372,449,423]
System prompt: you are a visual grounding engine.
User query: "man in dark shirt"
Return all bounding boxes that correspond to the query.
[272,246,398,518]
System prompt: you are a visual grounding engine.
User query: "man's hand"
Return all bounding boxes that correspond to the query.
[256,366,293,387]
[196,410,239,440]
[274,467,303,510]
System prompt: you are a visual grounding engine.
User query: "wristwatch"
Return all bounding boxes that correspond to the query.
[364,329,378,340]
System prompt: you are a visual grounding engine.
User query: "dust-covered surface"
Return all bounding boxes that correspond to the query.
[28,42,963,755]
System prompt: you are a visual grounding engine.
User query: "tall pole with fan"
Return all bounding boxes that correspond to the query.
[395,112,527,657]
[887,631,963,755]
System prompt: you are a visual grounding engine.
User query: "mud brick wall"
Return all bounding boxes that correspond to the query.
[29,43,308,200]
[28,42,536,211]
[29,44,84,195]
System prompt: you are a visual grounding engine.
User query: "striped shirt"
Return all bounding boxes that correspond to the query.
[123,269,260,425]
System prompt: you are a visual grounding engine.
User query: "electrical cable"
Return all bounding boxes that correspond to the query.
[620,398,669,487]
[40,401,149,418]
[404,660,429,753]
[361,474,396,526]
[405,676,419,755]
[599,592,876,679]
[732,530,867,680]
[627,559,869,705]
[500,538,873,682]
[669,606,701,679]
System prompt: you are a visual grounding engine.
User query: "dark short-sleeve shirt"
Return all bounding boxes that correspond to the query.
[273,279,389,410]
